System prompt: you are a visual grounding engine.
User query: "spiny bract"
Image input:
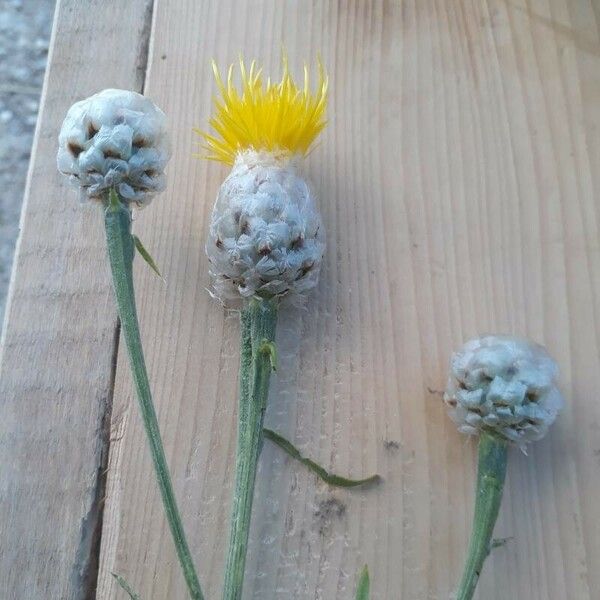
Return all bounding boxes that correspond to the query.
[58,89,170,206]
[444,335,563,447]
[206,150,325,304]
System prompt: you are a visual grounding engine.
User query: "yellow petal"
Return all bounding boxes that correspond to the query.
[197,55,328,165]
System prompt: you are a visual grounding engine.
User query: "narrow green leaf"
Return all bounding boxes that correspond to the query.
[133,234,163,280]
[108,187,121,210]
[259,339,278,371]
[355,565,370,600]
[111,572,141,600]
[263,428,381,488]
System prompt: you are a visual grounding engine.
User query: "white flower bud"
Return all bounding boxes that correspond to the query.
[444,335,563,446]
[57,89,170,206]
[206,150,325,305]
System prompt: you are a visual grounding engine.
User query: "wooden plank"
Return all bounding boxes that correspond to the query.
[97,0,600,598]
[0,1,153,598]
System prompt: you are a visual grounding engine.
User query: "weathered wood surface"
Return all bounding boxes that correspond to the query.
[3,1,600,599]
[0,1,153,598]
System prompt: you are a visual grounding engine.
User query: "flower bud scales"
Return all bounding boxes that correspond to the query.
[58,88,170,206]
[206,150,324,304]
[444,335,563,446]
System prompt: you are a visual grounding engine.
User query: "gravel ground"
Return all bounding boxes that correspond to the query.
[0,0,56,325]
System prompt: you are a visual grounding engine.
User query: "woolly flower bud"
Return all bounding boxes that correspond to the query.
[444,335,563,446]
[206,150,325,304]
[57,89,170,206]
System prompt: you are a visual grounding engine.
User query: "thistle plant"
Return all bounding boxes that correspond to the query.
[198,57,328,600]
[58,89,203,600]
[444,335,563,600]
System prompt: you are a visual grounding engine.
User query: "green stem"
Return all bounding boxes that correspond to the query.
[104,191,203,600]
[456,431,508,600]
[222,297,278,600]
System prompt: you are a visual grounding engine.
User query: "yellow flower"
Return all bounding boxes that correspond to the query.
[196,56,328,165]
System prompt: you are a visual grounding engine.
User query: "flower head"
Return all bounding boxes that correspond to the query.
[197,56,328,165]
[58,89,170,206]
[444,335,563,446]
[203,57,328,305]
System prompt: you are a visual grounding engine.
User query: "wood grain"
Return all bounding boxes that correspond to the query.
[95,1,600,598]
[4,0,598,598]
[0,1,152,598]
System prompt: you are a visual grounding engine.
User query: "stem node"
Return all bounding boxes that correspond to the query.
[258,339,278,371]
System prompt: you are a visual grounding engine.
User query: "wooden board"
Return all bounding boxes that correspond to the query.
[95,0,600,598]
[3,0,600,598]
[0,1,153,598]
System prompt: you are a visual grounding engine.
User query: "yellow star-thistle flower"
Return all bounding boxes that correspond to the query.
[196,56,328,165]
